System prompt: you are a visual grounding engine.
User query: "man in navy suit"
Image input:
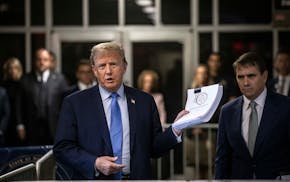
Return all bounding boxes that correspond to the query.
[268,50,290,97]
[215,52,290,179]
[53,42,187,180]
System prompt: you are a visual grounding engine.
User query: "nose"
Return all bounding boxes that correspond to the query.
[243,77,249,86]
[104,64,112,74]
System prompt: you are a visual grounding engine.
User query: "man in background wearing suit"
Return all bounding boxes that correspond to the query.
[53,42,187,180]
[21,48,68,145]
[215,52,290,179]
[64,59,96,97]
[268,50,290,96]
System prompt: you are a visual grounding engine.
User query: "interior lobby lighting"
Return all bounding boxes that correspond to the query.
[136,0,152,7]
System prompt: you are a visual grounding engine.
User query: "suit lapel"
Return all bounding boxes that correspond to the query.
[254,92,278,156]
[93,85,113,156]
[232,97,251,156]
[124,86,136,154]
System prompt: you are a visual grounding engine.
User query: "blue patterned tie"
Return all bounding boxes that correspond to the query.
[110,93,123,179]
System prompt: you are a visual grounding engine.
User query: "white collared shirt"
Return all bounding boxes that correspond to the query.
[242,87,267,146]
[77,81,97,91]
[37,69,50,83]
[99,84,130,174]
[277,74,290,96]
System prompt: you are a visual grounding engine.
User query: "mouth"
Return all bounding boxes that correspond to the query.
[105,77,114,83]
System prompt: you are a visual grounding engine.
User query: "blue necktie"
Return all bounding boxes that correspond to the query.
[110,93,123,179]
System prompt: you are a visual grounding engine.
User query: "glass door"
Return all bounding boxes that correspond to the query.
[51,32,118,85]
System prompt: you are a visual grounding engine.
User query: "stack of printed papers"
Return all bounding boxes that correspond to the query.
[172,84,223,130]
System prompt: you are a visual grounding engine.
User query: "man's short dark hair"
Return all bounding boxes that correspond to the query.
[233,52,267,74]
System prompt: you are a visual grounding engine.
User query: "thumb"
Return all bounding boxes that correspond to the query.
[106,156,118,162]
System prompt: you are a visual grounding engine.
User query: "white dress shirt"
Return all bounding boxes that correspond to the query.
[242,87,267,146]
[78,80,97,91]
[37,69,50,83]
[277,74,290,96]
[99,84,130,174]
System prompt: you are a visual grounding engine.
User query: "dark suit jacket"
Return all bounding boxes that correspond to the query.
[63,84,80,98]
[0,87,10,145]
[21,71,68,143]
[215,91,290,179]
[53,85,179,180]
[268,77,290,96]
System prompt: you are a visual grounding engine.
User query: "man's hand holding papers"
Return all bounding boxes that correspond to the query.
[172,84,223,131]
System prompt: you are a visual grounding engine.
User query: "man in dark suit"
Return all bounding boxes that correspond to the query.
[268,50,290,96]
[64,59,96,97]
[215,52,290,179]
[21,48,68,145]
[53,42,187,180]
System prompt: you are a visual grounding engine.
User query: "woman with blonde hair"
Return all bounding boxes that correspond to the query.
[2,57,26,146]
[138,70,167,126]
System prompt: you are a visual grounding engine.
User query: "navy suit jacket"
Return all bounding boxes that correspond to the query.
[53,85,179,180]
[215,91,290,179]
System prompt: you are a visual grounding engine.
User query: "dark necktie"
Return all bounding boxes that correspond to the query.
[38,74,48,118]
[110,93,123,179]
[248,101,258,156]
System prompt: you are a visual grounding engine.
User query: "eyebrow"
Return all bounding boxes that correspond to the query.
[237,73,257,78]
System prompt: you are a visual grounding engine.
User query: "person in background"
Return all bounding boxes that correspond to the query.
[215,52,290,179]
[21,48,68,145]
[207,52,236,101]
[2,57,25,146]
[186,64,215,179]
[137,70,167,126]
[191,64,213,88]
[0,86,10,146]
[268,50,290,96]
[53,42,188,180]
[64,59,96,97]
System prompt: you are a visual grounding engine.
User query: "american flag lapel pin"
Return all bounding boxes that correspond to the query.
[131,98,135,104]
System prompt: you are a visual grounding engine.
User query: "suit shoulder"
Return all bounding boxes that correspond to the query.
[221,96,242,111]
[65,85,95,100]
[125,85,153,99]
[269,91,290,105]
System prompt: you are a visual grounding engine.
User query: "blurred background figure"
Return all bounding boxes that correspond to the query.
[2,57,25,146]
[0,86,10,146]
[186,64,215,179]
[191,64,213,88]
[207,52,237,102]
[64,59,96,97]
[138,70,167,126]
[269,50,290,96]
[21,48,68,145]
[207,52,223,84]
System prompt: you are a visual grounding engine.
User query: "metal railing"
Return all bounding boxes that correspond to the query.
[157,123,218,180]
[0,163,36,181]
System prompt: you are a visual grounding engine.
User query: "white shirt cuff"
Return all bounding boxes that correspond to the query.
[171,127,182,143]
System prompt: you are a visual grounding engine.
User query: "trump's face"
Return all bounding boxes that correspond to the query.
[92,50,127,92]
[235,65,267,100]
